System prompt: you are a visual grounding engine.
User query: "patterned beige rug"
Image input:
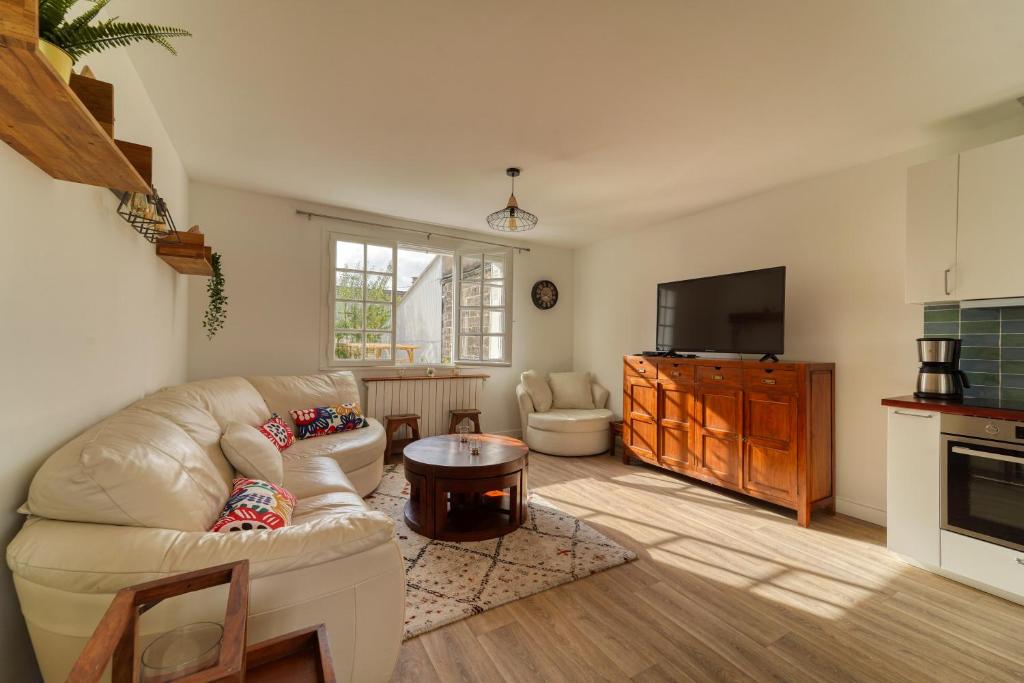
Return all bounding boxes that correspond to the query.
[365,463,636,639]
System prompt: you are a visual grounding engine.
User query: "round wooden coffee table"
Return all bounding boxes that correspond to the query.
[402,434,529,541]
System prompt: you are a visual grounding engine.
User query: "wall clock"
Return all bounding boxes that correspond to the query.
[531,280,558,310]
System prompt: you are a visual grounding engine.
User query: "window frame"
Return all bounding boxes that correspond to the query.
[453,251,513,366]
[321,227,513,369]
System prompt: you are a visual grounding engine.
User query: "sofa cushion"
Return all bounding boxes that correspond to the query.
[292,491,368,525]
[211,478,297,532]
[549,372,596,409]
[258,414,294,451]
[527,408,613,434]
[221,422,284,485]
[283,418,385,475]
[291,404,369,440]
[283,456,357,499]
[247,373,361,433]
[521,370,553,412]
[24,407,230,531]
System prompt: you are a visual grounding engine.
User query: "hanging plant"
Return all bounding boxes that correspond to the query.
[38,0,192,63]
[203,252,228,340]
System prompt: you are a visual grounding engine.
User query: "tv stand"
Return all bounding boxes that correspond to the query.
[759,353,780,363]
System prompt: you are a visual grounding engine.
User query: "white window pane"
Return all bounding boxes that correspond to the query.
[336,271,364,301]
[336,241,363,270]
[366,303,392,330]
[460,309,480,334]
[460,282,481,307]
[459,335,481,361]
[461,255,482,280]
[335,302,363,330]
[483,283,504,307]
[367,244,393,273]
[483,309,504,334]
[484,255,505,279]
[366,333,392,360]
[397,248,439,292]
[335,332,363,360]
[366,275,393,302]
[482,335,504,361]
[396,250,451,366]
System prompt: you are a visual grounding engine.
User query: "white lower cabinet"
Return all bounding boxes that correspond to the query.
[886,408,941,566]
[941,530,1024,599]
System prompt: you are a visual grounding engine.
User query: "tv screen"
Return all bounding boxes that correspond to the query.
[656,267,785,355]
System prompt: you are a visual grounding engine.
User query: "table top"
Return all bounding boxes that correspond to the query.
[403,434,528,470]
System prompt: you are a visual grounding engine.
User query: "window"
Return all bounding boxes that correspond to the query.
[326,234,511,366]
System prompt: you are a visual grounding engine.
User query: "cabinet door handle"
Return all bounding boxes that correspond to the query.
[712,374,724,381]
[944,268,952,296]
[761,378,776,385]
[894,410,933,419]
[637,368,646,374]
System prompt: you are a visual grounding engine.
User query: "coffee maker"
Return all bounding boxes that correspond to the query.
[915,337,970,400]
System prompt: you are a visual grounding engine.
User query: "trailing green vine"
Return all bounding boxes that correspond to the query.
[203,252,228,340]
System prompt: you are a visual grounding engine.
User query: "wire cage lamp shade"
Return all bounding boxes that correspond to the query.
[487,168,538,232]
[116,187,181,243]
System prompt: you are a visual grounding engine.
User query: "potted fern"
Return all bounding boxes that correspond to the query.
[38,0,190,82]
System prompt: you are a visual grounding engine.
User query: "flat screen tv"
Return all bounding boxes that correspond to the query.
[656,267,785,355]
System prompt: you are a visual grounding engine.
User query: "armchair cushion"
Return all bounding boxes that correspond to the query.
[221,422,285,484]
[549,372,596,409]
[520,370,553,412]
[528,408,613,434]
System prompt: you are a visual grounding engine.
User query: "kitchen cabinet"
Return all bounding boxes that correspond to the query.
[956,134,1024,301]
[886,407,941,566]
[905,156,959,304]
[940,530,1024,602]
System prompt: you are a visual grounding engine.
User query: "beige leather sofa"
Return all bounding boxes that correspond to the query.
[6,372,404,683]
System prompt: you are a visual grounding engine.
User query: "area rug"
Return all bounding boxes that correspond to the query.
[365,463,636,639]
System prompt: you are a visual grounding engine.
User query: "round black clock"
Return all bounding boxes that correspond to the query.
[531,280,558,310]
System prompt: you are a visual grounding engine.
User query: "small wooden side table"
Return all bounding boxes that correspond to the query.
[609,420,624,458]
[67,560,335,683]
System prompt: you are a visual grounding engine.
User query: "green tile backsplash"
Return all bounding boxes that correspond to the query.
[923,303,1024,401]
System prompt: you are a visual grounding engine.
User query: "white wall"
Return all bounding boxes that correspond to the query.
[0,53,189,680]
[573,118,1024,526]
[186,182,574,435]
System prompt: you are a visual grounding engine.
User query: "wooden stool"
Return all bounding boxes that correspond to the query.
[609,420,624,458]
[448,408,482,435]
[384,413,421,457]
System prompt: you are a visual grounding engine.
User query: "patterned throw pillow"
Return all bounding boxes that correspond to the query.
[290,403,369,440]
[257,413,294,451]
[211,478,297,533]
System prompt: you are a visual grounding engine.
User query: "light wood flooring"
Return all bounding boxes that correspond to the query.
[389,451,1024,682]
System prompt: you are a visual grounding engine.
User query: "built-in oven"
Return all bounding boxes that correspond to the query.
[941,413,1024,553]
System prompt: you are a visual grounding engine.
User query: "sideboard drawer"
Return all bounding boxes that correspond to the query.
[743,368,797,391]
[625,356,659,379]
[697,365,742,386]
[657,361,695,383]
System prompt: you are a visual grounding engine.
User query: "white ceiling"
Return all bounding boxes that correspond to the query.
[126,0,1024,247]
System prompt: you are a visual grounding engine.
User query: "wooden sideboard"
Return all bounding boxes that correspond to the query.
[622,355,835,526]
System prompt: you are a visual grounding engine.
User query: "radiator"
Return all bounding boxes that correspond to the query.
[363,374,488,436]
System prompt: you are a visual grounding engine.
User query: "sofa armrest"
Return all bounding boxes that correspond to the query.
[7,511,395,595]
[591,381,610,410]
[515,383,535,437]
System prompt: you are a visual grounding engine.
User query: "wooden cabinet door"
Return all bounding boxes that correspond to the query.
[696,385,742,486]
[905,155,959,304]
[658,381,695,471]
[957,134,1024,300]
[624,376,658,462]
[743,391,798,503]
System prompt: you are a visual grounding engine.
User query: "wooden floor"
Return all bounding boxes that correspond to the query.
[389,452,1024,683]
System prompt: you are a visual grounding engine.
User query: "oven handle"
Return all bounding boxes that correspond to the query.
[951,445,1024,464]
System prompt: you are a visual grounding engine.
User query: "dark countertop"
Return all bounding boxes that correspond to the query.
[881,395,1024,421]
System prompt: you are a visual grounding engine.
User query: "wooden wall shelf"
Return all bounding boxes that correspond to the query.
[0,4,151,193]
[157,230,214,276]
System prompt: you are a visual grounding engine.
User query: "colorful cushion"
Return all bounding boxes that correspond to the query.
[290,403,369,440]
[211,478,296,533]
[257,413,294,451]
[220,422,284,485]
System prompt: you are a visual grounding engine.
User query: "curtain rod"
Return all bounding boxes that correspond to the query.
[295,209,532,253]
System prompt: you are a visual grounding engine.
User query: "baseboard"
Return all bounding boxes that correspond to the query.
[835,497,886,526]
[490,428,522,438]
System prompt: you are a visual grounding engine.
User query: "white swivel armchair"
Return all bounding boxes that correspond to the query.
[516,370,613,456]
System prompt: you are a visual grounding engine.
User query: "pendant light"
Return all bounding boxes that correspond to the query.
[487,167,538,232]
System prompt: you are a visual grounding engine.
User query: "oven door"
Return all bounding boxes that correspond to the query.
[942,434,1024,552]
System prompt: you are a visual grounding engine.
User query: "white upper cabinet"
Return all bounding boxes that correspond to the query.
[957,134,1024,301]
[905,156,959,304]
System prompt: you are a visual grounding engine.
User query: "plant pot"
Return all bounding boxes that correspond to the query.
[38,39,73,83]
